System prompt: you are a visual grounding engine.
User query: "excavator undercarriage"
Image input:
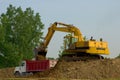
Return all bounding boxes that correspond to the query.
[60,52,104,61]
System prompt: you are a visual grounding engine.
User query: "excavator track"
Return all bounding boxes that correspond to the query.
[60,53,104,61]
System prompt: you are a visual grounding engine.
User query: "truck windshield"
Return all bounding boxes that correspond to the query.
[20,62,25,66]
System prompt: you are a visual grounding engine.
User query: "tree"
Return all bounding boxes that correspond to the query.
[47,57,55,60]
[116,54,120,58]
[58,34,71,58]
[0,5,44,68]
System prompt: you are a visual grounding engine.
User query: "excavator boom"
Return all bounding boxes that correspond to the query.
[43,22,83,48]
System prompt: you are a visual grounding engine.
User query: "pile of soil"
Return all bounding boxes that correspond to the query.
[0,67,15,78]
[33,58,120,79]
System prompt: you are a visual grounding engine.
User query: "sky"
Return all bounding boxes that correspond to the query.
[0,0,120,58]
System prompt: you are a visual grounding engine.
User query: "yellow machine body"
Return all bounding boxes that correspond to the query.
[37,22,109,58]
[65,41,109,55]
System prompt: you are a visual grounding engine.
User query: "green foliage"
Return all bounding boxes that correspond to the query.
[47,57,55,60]
[0,4,44,68]
[116,54,120,58]
[58,34,71,58]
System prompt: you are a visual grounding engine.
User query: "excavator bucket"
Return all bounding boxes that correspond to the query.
[38,51,47,57]
[35,50,47,60]
[34,48,47,60]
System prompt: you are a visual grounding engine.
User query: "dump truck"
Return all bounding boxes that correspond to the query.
[35,22,109,61]
[14,60,57,76]
[14,60,49,76]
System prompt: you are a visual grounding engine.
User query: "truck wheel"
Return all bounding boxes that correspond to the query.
[14,71,21,77]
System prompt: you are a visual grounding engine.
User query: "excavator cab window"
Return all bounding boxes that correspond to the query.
[72,37,77,44]
[64,35,78,49]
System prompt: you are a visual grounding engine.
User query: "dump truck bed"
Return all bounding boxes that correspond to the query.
[26,60,49,72]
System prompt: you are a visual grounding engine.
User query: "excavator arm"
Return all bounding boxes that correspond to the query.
[44,22,84,48]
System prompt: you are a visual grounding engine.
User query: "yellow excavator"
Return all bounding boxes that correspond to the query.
[35,22,109,61]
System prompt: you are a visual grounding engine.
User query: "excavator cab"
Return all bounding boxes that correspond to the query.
[64,34,78,50]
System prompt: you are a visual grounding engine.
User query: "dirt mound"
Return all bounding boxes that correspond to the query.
[1,59,120,79]
[0,67,15,78]
[33,58,120,79]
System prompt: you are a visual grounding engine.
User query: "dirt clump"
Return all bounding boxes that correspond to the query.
[33,58,120,79]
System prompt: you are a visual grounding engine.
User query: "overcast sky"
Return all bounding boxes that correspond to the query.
[0,0,120,58]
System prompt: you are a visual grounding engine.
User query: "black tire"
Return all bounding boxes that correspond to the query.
[14,71,21,77]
